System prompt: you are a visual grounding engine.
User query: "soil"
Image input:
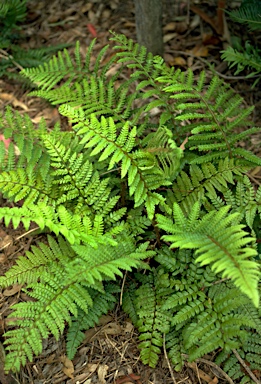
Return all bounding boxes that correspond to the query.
[0,1,260,383]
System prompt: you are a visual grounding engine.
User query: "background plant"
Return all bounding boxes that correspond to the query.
[0,0,68,80]
[0,32,260,382]
[221,0,261,86]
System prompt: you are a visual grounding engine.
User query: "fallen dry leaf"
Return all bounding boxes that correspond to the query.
[102,322,122,335]
[123,321,134,333]
[169,56,187,67]
[163,22,176,31]
[84,328,98,343]
[86,363,98,374]
[98,314,113,325]
[180,137,188,151]
[187,362,218,383]
[60,355,74,379]
[0,93,28,110]
[116,373,141,384]
[189,45,209,57]
[3,284,23,297]
[0,254,7,263]
[97,364,108,384]
[163,33,177,43]
[0,135,11,149]
[0,234,12,250]
[87,23,97,37]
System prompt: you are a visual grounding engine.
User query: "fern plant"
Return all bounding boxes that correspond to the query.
[0,0,68,80]
[0,32,260,382]
[221,0,261,86]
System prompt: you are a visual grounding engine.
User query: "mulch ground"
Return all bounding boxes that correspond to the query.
[0,1,260,383]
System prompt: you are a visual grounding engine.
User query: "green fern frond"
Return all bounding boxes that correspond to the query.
[0,203,116,245]
[122,281,140,325]
[0,167,54,205]
[227,1,261,31]
[66,285,117,359]
[1,234,153,371]
[216,333,261,382]
[1,32,261,375]
[168,158,248,215]
[134,269,172,367]
[21,41,92,90]
[111,32,158,79]
[165,331,185,371]
[155,62,260,164]
[221,44,261,76]
[142,126,183,180]
[157,202,260,307]
[64,112,171,217]
[4,281,92,372]
[0,0,27,40]
[0,235,71,288]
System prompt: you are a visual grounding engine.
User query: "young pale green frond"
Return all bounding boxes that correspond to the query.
[22,40,110,91]
[0,236,72,288]
[0,167,55,205]
[0,203,112,245]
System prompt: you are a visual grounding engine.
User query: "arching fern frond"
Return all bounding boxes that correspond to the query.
[2,233,153,371]
[154,58,261,165]
[0,235,71,288]
[0,203,118,245]
[21,40,114,91]
[157,202,260,307]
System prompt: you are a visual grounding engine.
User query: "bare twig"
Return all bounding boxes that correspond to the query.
[182,354,235,384]
[232,349,260,384]
[0,49,24,71]
[163,334,177,384]
[0,227,40,251]
[120,271,127,306]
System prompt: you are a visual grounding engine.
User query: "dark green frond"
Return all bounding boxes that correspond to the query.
[66,285,117,359]
[227,1,261,30]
